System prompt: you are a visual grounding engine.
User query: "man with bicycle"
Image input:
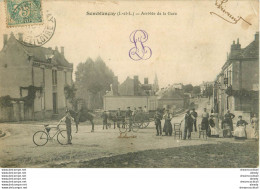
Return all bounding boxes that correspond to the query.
[60,109,74,145]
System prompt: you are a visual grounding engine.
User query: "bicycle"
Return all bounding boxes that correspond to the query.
[33,123,72,146]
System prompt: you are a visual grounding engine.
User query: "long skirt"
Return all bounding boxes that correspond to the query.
[234,126,247,139]
[163,120,173,136]
[210,126,219,137]
[201,118,209,130]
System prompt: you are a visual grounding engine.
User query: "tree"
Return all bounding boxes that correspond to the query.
[203,84,213,97]
[183,84,193,93]
[75,57,114,109]
[192,86,201,95]
[64,83,78,109]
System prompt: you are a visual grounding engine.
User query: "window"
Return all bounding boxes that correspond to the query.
[52,70,57,85]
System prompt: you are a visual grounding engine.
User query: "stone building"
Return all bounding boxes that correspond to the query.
[156,85,189,111]
[0,33,73,121]
[213,32,259,121]
[103,76,157,111]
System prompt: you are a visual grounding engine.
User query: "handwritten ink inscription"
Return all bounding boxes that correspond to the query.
[129,30,152,61]
[210,0,251,25]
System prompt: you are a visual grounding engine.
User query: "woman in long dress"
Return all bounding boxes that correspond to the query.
[234,116,248,140]
[209,115,219,138]
[163,109,173,136]
[251,114,259,140]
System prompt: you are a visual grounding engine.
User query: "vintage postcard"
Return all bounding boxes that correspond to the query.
[0,0,259,170]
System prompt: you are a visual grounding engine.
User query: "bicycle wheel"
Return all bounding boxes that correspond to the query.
[142,121,150,128]
[132,124,139,132]
[57,130,72,145]
[33,131,48,146]
[119,123,128,133]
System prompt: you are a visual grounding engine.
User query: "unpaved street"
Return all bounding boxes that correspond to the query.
[0,99,257,168]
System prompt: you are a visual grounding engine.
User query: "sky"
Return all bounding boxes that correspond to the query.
[0,0,258,87]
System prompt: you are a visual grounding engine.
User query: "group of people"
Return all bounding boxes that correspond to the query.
[101,106,149,130]
[154,107,259,140]
[59,106,259,145]
[154,108,198,138]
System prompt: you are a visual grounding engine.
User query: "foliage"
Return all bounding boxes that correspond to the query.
[0,95,13,108]
[203,84,213,97]
[64,83,78,109]
[75,57,115,109]
[183,84,193,93]
[192,86,201,95]
[20,85,42,106]
[225,86,255,98]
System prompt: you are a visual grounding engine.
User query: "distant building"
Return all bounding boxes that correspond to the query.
[200,81,214,96]
[152,73,159,92]
[213,32,259,121]
[171,83,184,90]
[104,76,157,110]
[157,87,189,111]
[0,33,73,121]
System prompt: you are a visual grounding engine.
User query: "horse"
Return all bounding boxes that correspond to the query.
[68,108,95,133]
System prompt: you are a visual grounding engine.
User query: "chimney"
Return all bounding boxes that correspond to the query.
[18,33,23,41]
[231,39,241,51]
[255,32,259,41]
[144,77,148,84]
[55,46,58,51]
[3,34,8,46]
[61,46,64,56]
[112,76,119,95]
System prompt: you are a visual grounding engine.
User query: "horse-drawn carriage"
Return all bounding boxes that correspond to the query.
[106,110,155,130]
[133,112,154,128]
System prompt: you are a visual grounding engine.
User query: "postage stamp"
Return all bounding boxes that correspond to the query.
[5,0,43,27]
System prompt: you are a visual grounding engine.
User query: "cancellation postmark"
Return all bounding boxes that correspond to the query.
[5,0,43,27]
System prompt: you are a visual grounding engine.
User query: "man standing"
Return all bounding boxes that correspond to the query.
[116,108,124,128]
[125,107,133,131]
[101,110,108,130]
[60,109,74,145]
[191,108,198,132]
[154,109,162,136]
[201,108,209,136]
[183,110,193,140]
[132,107,137,118]
[222,110,235,131]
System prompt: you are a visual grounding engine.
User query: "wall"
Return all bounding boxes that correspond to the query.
[241,60,259,91]
[57,69,66,111]
[232,59,259,91]
[104,96,157,111]
[157,99,184,110]
[0,43,32,98]
[44,68,53,112]
[0,106,13,122]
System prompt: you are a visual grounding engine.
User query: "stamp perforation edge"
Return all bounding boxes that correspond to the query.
[4,0,45,28]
